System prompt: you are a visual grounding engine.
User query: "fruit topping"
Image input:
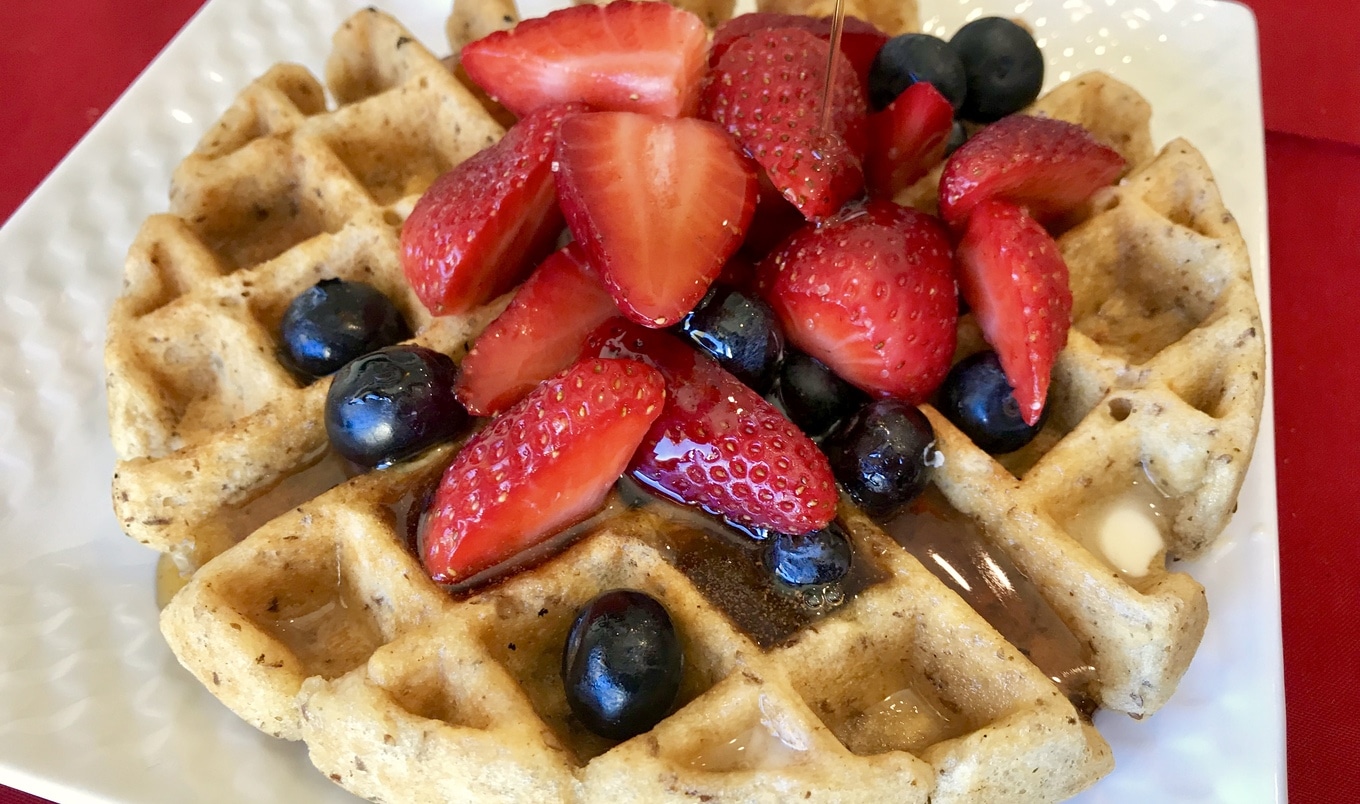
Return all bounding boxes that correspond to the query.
[944,119,969,157]
[775,351,869,439]
[562,589,683,740]
[823,399,937,519]
[401,102,584,316]
[709,12,890,95]
[950,17,1045,123]
[674,284,785,394]
[279,278,410,378]
[758,201,957,403]
[554,111,757,328]
[422,357,665,584]
[324,345,470,468]
[865,81,955,199]
[938,350,1049,454]
[868,33,967,111]
[700,28,867,221]
[455,243,619,416]
[458,1,707,118]
[938,113,1124,230]
[763,522,853,587]
[954,199,1072,426]
[588,320,837,536]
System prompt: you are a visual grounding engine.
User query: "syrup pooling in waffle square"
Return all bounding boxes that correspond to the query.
[106,4,1266,802]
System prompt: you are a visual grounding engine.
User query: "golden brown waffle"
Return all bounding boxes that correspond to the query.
[104,6,1264,803]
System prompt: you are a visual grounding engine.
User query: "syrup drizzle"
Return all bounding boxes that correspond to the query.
[819,0,849,133]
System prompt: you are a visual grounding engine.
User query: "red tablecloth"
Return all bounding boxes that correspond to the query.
[1,1,1356,802]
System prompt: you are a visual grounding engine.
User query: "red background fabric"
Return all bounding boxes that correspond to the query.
[1,0,1356,801]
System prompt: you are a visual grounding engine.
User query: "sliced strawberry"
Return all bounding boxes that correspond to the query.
[709,13,889,94]
[938,114,1125,230]
[423,357,665,584]
[459,1,707,118]
[455,243,619,416]
[400,103,583,316]
[955,199,1073,425]
[758,201,957,403]
[866,81,954,199]
[554,111,757,328]
[700,28,866,221]
[587,320,836,535]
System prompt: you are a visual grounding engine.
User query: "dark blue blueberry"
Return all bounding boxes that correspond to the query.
[950,17,1045,123]
[938,350,1048,454]
[764,522,853,587]
[823,399,937,519]
[675,285,785,393]
[280,278,410,378]
[944,120,969,157]
[776,352,869,438]
[562,590,683,741]
[868,33,968,111]
[324,345,470,468]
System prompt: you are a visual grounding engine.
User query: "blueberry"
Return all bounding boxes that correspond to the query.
[938,350,1048,454]
[325,345,470,468]
[776,352,869,438]
[280,279,410,378]
[562,590,683,741]
[823,399,937,519]
[944,120,969,157]
[868,33,968,112]
[764,522,853,587]
[950,17,1045,123]
[674,285,785,393]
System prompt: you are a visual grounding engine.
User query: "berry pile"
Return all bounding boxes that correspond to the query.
[282,2,1127,741]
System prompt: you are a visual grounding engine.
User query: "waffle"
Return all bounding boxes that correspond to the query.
[104,5,1265,803]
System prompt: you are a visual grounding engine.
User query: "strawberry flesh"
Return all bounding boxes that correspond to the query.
[400,103,584,316]
[455,243,619,416]
[759,201,957,403]
[955,199,1073,425]
[866,81,955,199]
[700,28,867,221]
[554,111,757,328]
[459,1,708,118]
[938,114,1125,230]
[423,357,665,584]
[587,320,837,535]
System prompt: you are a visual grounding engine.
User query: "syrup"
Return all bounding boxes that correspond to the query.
[884,489,1098,712]
[256,557,384,679]
[155,553,190,609]
[218,447,361,544]
[835,680,965,756]
[685,696,811,771]
[1064,476,1171,583]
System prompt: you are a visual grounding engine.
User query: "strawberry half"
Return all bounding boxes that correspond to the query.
[700,28,867,221]
[423,357,665,584]
[459,1,707,118]
[400,103,583,316]
[709,13,890,95]
[587,320,837,535]
[455,243,619,417]
[866,81,954,199]
[758,201,957,403]
[938,114,1125,230]
[554,111,757,328]
[955,199,1073,425]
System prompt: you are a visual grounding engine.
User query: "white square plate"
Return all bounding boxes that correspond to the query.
[0,0,1283,801]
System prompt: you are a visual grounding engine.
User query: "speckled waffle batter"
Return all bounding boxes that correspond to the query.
[105,5,1263,803]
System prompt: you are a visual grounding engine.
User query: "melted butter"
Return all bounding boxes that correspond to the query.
[836,681,964,756]
[1066,478,1169,580]
[686,697,810,772]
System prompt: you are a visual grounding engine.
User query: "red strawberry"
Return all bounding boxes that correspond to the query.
[554,111,757,328]
[956,199,1072,425]
[938,114,1125,230]
[455,243,619,416]
[587,320,837,535]
[709,13,889,94]
[758,201,957,403]
[401,103,583,316]
[459,1,707,118]
[866,81,954,199]
[423,357,665,584]
[700,28,867,221]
